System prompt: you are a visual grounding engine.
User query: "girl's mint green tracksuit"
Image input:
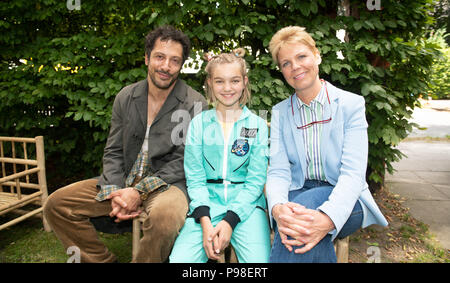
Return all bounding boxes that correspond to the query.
[169,107,271,263]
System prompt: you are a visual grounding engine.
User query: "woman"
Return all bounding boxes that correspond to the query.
[266,26,388,263]
[169,48,271,263]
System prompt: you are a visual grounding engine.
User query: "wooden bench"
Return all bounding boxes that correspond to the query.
[132,213,349,263]
[0,136,51,232]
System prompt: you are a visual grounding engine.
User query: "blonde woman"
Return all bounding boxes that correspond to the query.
[169,49,271,263]
[266,26,388,262]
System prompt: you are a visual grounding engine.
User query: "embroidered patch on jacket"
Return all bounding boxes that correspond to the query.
[231,139,249,156]
[240,127,258,138]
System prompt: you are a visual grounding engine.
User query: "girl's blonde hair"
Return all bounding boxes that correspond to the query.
[269,26,319,66]
[203,48,251,106]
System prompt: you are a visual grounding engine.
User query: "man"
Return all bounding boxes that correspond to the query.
[44,26,208,263]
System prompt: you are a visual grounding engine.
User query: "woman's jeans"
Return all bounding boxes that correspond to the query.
[270,180,363,263]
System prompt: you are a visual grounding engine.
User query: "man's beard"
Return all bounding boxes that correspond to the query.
[149,70,179,90]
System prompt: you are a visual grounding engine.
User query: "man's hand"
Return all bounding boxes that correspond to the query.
[106,188,142,222]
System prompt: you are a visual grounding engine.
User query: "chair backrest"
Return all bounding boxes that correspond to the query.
[0,136,47,201]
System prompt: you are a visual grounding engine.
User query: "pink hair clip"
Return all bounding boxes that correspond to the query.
[204,53,214,62]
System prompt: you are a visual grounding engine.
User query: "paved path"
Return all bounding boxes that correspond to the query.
[385,100,450,250]
[407,99,450,138]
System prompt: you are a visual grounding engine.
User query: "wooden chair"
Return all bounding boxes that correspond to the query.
[0,136,51,232]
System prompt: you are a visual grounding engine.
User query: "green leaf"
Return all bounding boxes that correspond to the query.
[299,2,310,16]
[264,80,272,88]
[119,72,128,82]
[215,29,228,36]
[354,21,363,31]
[148,12,159,24]
[384,20,397,28]
[397,20,407,27]
[310,2,318,14]
[83,111,93,121]
[262,96,272,105]
[234,27,243,38]
[251,96,261,105]
[321,64,331,74]
[374,101,391,111]
[320,45,331,54]
[273,79,284,86]
[361,83,386,97]
[331,63,341,71]
[74,112,83,121]
[364,20,375,29]
[204,32,214,42]
[373,19,385,30]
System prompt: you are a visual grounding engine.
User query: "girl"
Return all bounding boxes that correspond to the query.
[169,48,271,263]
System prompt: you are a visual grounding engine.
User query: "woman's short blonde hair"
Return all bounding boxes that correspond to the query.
[269,26,319,66]
[203,48,251,106]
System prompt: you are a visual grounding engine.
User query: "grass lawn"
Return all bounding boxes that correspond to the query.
[0,214,132,263]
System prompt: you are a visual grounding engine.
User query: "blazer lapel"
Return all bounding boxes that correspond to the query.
[320,81,339,166]
[287,94,307,175]
[132,80,148,134]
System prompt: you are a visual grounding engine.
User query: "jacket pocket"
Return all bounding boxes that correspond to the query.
[233,156,249,172]
[203,153,215,171]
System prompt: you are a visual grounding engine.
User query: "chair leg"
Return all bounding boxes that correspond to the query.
[217,245,238,263]
[36,136,51,232]
[42,213,52,232]
[226,245,238,263]
[132,217,141,261]
[335,236,349,263]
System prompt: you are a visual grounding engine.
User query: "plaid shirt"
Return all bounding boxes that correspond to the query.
[95,150,168,201]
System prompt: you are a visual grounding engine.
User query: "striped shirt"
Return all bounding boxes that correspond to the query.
[295,84,327,181]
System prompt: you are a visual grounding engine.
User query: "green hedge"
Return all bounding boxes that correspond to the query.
[0,0,441,192]
[426,29,450,99]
